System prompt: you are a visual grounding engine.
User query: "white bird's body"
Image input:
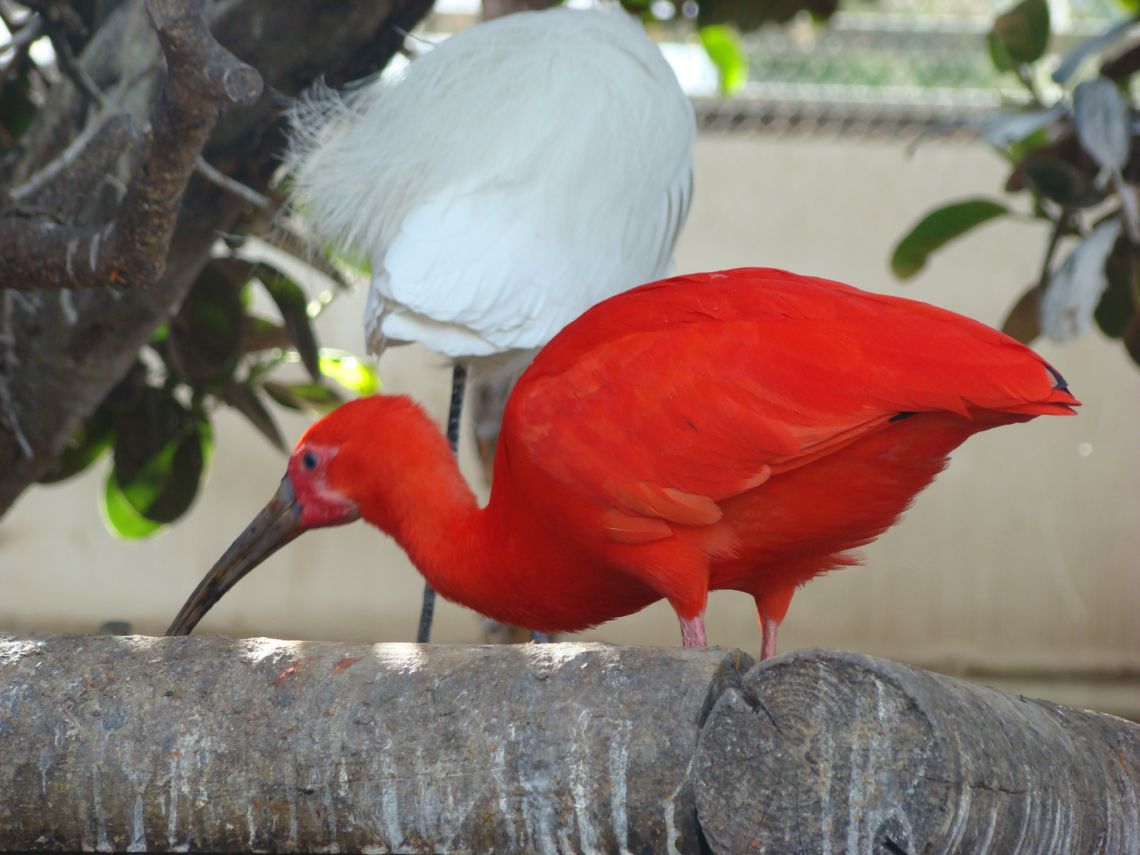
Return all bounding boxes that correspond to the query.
[289,6,696,360]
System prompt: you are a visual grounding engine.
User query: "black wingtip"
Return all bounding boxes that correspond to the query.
[1044,363,1069,391]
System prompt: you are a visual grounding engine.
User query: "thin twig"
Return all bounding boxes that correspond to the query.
[1036,209,1071,292]
[35,13,107,109]
[195,156,274,209]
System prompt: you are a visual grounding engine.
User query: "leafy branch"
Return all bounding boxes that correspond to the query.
[892,0,1140,369]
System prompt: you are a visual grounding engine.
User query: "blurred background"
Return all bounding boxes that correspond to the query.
[1,0,1136,717]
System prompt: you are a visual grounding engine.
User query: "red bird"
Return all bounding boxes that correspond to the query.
[166,268,1078,657]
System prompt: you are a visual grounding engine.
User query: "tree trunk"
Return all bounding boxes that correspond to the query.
[0,0,434,518]
[1,637,1136,853]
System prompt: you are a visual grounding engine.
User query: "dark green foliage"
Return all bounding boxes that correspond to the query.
[891,0,1140,371]
[891,199,1009,279]
[39,254,379,538]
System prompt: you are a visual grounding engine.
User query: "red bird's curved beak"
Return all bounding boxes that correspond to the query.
[165,477,305,636]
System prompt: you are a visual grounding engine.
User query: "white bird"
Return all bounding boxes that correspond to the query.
[287,5,696,641]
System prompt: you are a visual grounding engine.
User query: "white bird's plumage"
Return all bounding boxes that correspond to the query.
[288,6,695,359]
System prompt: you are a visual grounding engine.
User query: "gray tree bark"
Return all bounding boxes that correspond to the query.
[694,648,1140,855]
[0,0,434,518]
[0,635,750,852]
[1,637,1137,853]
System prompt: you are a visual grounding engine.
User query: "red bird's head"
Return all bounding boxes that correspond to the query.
[165,395,453,636]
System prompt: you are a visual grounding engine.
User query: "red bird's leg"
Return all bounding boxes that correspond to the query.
[679,615,707,647]
[760,616,779,661]
[756,585,796,661]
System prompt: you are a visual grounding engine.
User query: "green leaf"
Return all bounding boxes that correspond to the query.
[263,381,344,415]
[108,387,207,529]
[1019,155,1104,208]
[37,406,116,484]
[1041,220,1122,342]
[988,30,1016,73]
[1072,77,1132,173]
[259,269,321,381]
[1001,285,1042,344]
[103,472,165,539]
[1124,314,1140,367]
[891,199,1010,279]
[1007,126,1052,163]
[992,0,1050,66]
[168,261,248,385]
[1096,239,1138,338]
[136,426,206,524]
[699,25,748,96]
[223,380,286,452]
[319,350,381,396]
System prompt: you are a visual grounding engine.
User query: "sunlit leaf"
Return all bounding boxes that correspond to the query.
[138,427,206,524]
[108,387,207,528]
[319,350,381,396]
[1072,77,1132,173]
[992,0,1050,66]
[102,472,164,539]
[259,269,321,381]
[1041,220,1122,341]
[263,381,343,415]
[1002,285,1042,344]
[113,388,192,485]
[699,25,748,95]
[891,199,1010,279]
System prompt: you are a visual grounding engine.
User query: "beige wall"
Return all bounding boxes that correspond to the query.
[2,133,1137,710]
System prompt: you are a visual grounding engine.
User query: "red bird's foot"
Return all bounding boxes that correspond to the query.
[760,617,779,661]
[679,615,707,647]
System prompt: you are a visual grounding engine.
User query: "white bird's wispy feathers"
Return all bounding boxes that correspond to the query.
[287,7,696,359]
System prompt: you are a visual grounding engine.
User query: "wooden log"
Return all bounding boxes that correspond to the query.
[0,634,750,853]
[693,648,1140,855]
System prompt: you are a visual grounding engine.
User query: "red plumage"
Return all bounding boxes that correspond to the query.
[167,268,1078,656]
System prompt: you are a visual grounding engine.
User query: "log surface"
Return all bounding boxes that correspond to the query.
[693,648,1140,855]
[0,635,750,853]
[2,637,1138,853]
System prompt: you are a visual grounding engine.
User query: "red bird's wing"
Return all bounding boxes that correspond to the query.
[504,268,1076,546]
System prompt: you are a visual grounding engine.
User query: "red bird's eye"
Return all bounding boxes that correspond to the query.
[301,451,318,470]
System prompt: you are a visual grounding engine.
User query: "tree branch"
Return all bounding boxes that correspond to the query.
[0,639,1135,853]
[0,0,261,292]
[0,0,436,515]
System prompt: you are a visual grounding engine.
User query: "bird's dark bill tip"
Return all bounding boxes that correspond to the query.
[165,476,304,636]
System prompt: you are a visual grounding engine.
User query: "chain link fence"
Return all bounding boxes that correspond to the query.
[700,0,1123,135]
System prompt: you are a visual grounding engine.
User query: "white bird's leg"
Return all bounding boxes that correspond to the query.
[678,614,708,647]
[416,362,468,644]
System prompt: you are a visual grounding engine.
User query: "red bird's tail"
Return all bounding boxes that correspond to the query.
[987,359,1080,420]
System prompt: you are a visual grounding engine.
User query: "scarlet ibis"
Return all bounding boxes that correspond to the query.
[288,7,695,640]
[166,268,1078,657]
